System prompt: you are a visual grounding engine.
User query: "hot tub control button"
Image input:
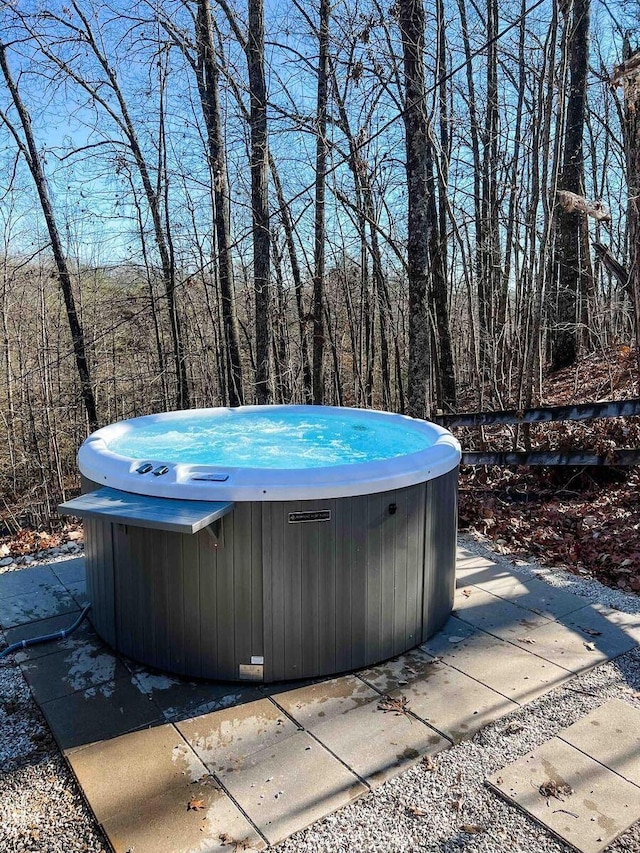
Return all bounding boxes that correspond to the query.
[152,465,169,476]
[136,463,154,474]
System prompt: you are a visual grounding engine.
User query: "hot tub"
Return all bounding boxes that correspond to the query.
[61,405,460,682]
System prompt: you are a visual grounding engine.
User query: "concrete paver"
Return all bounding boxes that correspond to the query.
[40,675,163,752]
[455,548,500,574]
[560,699,640,788]
[215,730,367,845]
[50,557,88,586]
[422,627,572,704]
[273,674,448,785]
[569,603,640,644]
[0,564,67,598]
[176,698,300,775]
[101,780,264,853]
[64,580,89,608]
[20,636,129,703]
[66,723,211,823]
[487,737,640,853]
[474,574,587,619]
[419,614,478,655]
[359,649,518,742]
[70,725,265,852]
[132,668,263,722]
[453,585,552,639]
[0,584,78,629]
[506,607,639,673]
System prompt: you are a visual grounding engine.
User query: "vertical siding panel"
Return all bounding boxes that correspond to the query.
[164,529,185,674]
[112,524,140,661]
[410,484,426,644]
[428,470,458,634]
[216,509,234,678]
[350,495,368,669]
[421,479,434,642]
[262,504,275,681]
[300,509,318,676]
[391,489,408,656]
[365,494,383,663]
[378,493,396,661]
[334,496,352,672]
[182,534,202,677]
[251,505,264,669]
[230,506,249,674]
[85,518,116,647]
[232,504,254,673]
[200,525,221,676]
[262,503,277,681]
[284,503,303,680]
[316,499,336,675]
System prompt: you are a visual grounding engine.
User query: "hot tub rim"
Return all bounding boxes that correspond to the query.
[78,404,461,502]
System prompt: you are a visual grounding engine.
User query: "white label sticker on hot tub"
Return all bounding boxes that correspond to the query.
[251,655,264,665]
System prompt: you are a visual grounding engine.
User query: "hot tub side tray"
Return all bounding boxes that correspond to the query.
[58,486,235,535]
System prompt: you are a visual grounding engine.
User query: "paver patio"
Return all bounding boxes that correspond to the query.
[2,549,640,852]
[487,701,640,853]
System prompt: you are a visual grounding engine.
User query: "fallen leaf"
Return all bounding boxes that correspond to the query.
[448,635,466,644]
[502,720,524,735]
[188,797,206,811]
[517,637,536,644]
[539,780,573,801]
[461,824,485,834]
[584,641,596,651]
[580,626,602,636]
[421,755,437,772]
[378,695,411,716]
[405,803,429,817]
[219,833,255,851]
[462,589,472,598]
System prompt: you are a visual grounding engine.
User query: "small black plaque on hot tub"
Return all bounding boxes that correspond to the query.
[288,509,331,523]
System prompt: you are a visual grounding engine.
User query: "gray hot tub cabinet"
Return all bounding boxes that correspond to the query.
[62,470,458,683]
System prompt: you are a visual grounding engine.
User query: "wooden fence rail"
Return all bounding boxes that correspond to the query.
[432,398,640,466]
[434,398,640,428]
[461,449,640,466]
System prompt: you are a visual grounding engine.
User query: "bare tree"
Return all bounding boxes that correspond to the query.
[312,0,330,405]
[191,0,245,405]
[247,0,271,404]
[399,0,432,417]
[551,0,592,370]
[618,36,640,377]
[0,41,98,430]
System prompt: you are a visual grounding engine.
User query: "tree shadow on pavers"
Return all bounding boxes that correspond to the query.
[451,572,640,678]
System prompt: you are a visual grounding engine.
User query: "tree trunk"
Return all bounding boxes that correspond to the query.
[621,38,640,379]
[247,0,270,404]
[313,0,330,405]
[0,42,98,431]
[194,0,244,406]
[269,155,312,401]
[552,0,590,371]
[479,0,501,384]
[399,0,432,418]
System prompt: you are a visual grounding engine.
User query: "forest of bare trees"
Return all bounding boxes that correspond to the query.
[0,0,637,523]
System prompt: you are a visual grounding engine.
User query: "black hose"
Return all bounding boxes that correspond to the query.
[0,604,92,661]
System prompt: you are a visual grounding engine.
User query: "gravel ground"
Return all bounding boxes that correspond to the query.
[2,535,640,853]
